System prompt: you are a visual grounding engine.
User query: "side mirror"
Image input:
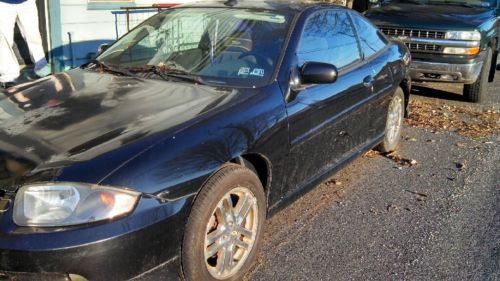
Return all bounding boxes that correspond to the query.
[300,62,338,85]
[98,43,110,55]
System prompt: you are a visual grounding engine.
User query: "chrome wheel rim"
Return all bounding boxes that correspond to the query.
[386,95,403,144]
[204,187,258,279]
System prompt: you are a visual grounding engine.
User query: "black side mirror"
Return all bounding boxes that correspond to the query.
[98,43,111,55]
[300,62,338,85]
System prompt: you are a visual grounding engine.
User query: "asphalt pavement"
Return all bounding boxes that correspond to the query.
[246,67,500,281]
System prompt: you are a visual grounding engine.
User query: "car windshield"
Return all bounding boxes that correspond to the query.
[383,0,495,7]
[96,7,293,87]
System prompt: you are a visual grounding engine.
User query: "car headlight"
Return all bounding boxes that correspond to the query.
[13,182,141,227]
[445,30,481,41]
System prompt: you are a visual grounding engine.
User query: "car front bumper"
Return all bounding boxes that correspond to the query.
[410,53,484,84]
[0,195,192,281]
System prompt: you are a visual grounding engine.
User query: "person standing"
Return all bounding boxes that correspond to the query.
[0,30,19,89]
[0,0,51,88]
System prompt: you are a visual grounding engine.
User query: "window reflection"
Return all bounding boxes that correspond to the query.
[351,14,388,58]
[297,11,361,69]
[98,8,292,87]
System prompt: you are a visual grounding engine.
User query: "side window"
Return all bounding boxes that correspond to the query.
[350,13,388,59]
[297,10,361,69]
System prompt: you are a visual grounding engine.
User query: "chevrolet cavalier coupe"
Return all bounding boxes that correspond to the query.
[0,1,410,280]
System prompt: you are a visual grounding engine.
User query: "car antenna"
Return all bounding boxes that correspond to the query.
[224,0,237,6]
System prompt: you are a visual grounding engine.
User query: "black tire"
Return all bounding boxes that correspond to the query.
[182,164,266,281]
[463,47,492,103]
[377,87,405,153]
[488,50,497,82]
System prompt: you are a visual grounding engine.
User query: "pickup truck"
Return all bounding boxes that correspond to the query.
[365,0,499,102]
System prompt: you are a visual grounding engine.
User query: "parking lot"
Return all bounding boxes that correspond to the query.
[245,65,500,280]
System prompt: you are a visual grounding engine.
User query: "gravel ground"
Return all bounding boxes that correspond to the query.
[246,67,500,281]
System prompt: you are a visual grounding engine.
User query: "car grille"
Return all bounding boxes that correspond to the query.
[405,43,441,53]
[380,27,445,39]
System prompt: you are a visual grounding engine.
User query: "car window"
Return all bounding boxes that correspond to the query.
[98,8,293,88]
[350,13,388,59]
[297,10,361,69]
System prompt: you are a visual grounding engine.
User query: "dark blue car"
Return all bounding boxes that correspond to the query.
[0,1,410,280]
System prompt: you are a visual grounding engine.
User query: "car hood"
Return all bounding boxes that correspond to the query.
[365,3,495,30]
[0,68,239,190]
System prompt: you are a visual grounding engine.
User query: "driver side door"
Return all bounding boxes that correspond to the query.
[282,9,375,197]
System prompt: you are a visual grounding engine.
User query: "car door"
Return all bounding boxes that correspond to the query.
[349,11,395,139]
[282,9,375,197]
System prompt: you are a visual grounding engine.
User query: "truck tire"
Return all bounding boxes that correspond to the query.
[463,47,492,103]
[488,50,497,82]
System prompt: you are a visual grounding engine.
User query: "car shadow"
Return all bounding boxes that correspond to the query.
[411,84,466,102]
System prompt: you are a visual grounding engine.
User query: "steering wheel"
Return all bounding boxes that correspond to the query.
[238,52,272,68]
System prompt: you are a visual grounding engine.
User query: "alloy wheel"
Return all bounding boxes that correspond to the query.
[204,186,259,279]
[386,94,404,145]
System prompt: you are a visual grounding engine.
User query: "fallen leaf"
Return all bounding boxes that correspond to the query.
[387,203,398,211]
[455,162,465,171]
[406,99,500,139]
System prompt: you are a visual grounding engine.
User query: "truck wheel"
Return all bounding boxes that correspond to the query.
[377,87,405,153]
[463,47,492,103]
[182,164,266,281]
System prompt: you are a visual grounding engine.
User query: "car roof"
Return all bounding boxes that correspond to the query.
[178,0,347,13]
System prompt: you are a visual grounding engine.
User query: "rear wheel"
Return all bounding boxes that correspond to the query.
[182,164,266,281]
[463,47,492,103]
[377,87,405,153]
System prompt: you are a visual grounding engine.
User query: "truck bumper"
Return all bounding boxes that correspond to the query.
[410,53,484,84]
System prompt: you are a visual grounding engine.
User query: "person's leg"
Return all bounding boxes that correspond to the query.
[0,2,21,83]
[16,0,50,77]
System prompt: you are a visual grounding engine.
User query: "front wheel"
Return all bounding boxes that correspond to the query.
[463,47,492,103]
[377,87,405,153]
[182,164,266,281]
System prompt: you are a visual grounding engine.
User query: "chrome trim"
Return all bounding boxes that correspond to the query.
[410,59,484,84]
[405,42,441,54]
[380,27,445,39]
[394,36,480,48]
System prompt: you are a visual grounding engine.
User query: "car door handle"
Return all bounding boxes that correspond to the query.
[363,75,375,88]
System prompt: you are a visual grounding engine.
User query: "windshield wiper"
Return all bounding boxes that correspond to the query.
[384,0,425,5]
[162,69,206,85]
[132,65,205,85]
[84,59,134,77]
[400,0,426,5]
[429,1,475,7]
